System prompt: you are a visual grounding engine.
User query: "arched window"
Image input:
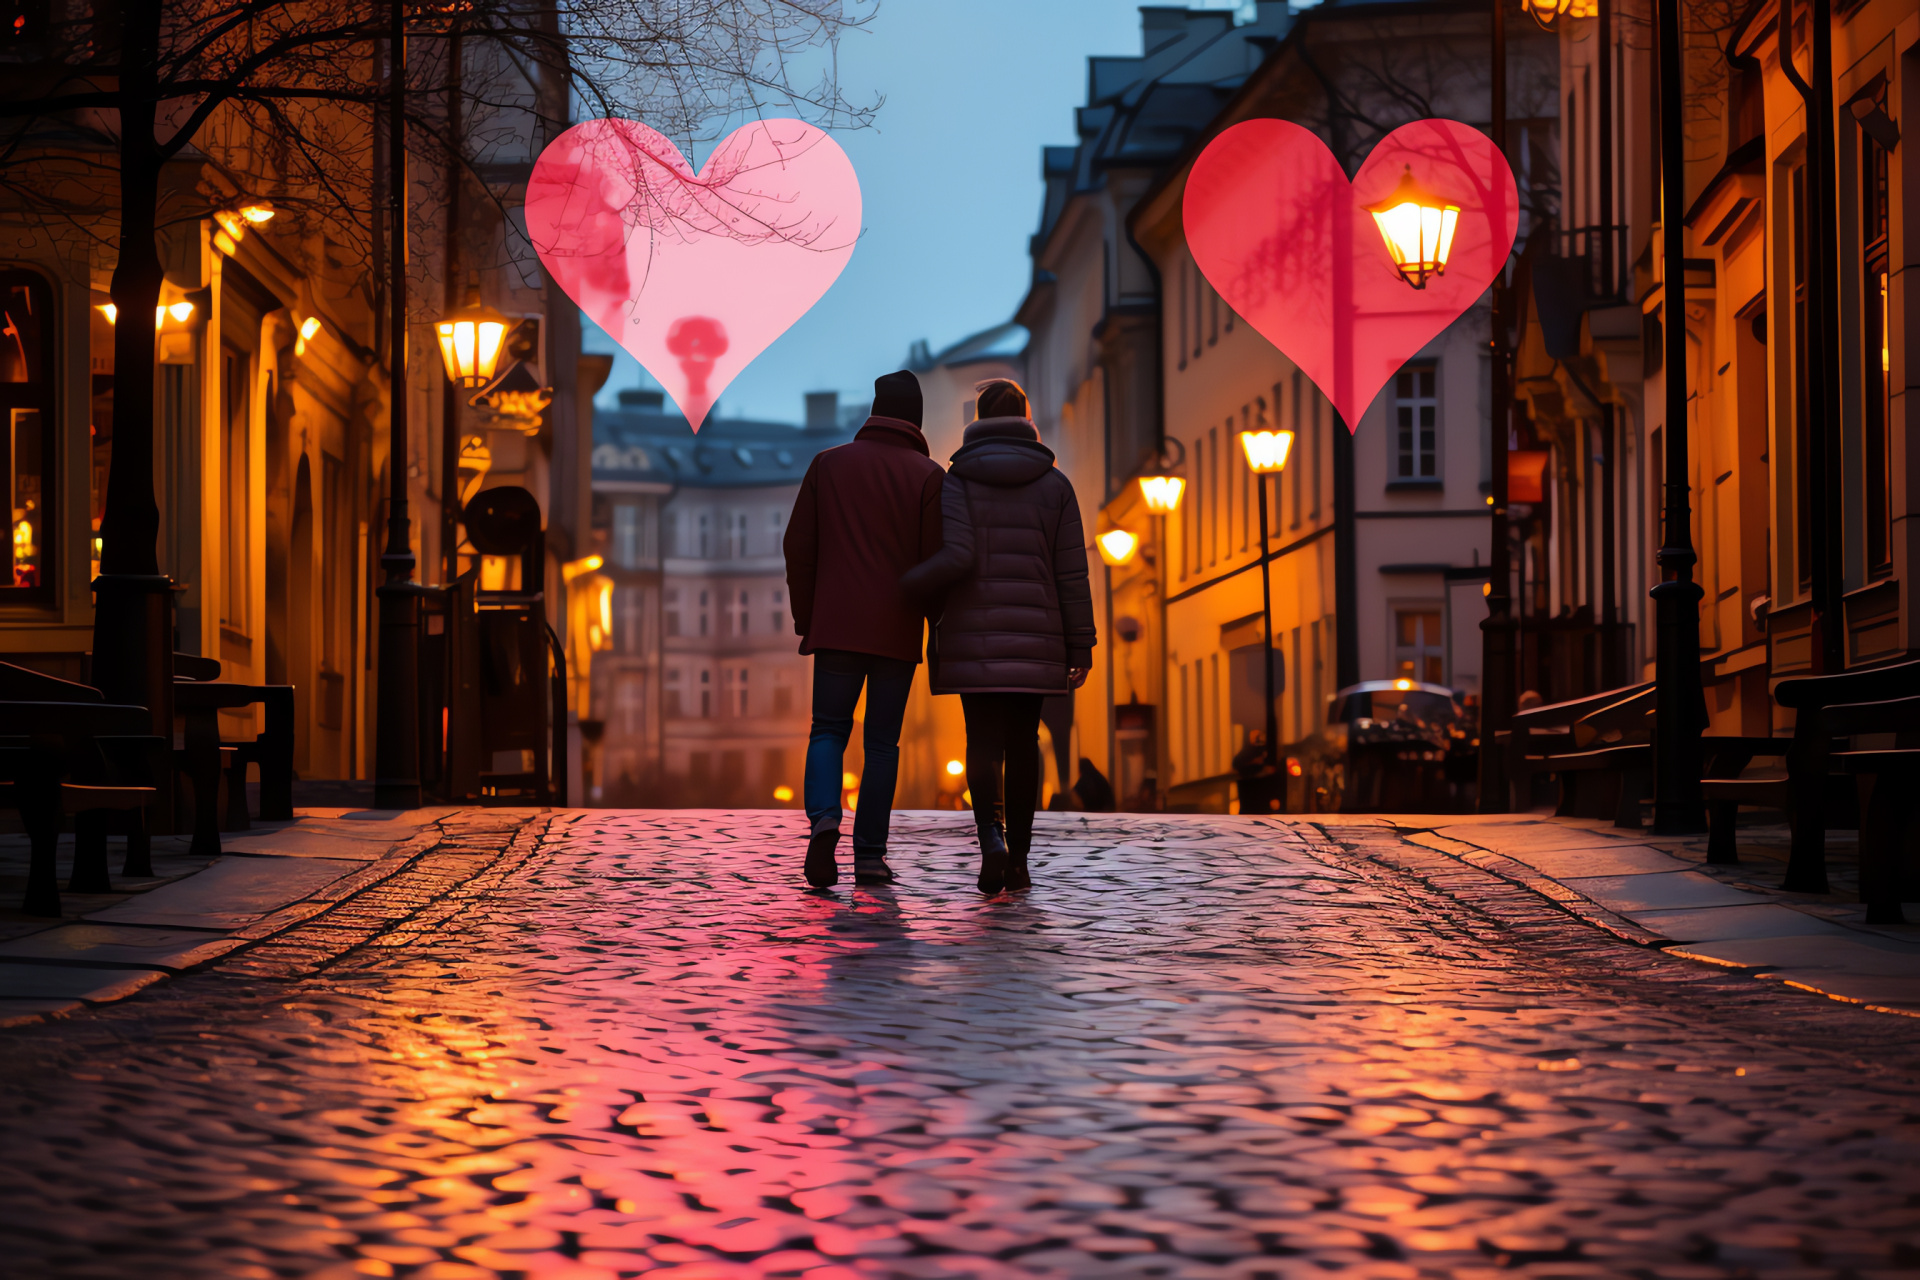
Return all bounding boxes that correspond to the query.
[0,269,55,601]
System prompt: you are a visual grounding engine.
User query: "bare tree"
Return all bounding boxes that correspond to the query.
[0,0,875,585]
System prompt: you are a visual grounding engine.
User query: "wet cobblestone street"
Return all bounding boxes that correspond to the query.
[1,810,1918,1280]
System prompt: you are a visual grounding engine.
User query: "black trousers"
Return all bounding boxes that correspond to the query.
[961,693,1045,854]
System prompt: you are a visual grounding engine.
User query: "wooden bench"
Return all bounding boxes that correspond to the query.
[1817,694,1920,924]
[0,700,161,916]
[173,656,295,830]
[1501,681,1654,825]
[1755,659,1920,894]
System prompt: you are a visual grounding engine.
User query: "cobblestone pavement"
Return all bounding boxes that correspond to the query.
[1,810,1919,1280]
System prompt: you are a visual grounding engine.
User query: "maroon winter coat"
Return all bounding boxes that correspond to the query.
[783,416,945,663]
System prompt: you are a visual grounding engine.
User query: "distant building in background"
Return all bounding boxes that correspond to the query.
[583,390,856,806]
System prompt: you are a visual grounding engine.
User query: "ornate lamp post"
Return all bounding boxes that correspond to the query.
[373,0,420,810]
[1480,0,1518,813]
[1238,427,1294,809]
[1649,0,1707,833]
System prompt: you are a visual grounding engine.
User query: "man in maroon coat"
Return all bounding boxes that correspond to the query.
[783,370,944,887]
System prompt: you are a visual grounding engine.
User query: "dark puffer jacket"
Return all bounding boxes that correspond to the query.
[901,417,1097,694]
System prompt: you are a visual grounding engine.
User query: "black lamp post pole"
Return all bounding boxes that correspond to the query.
[1478,0,1516,812]
[1650,0,1707,833]
[373,0,421,809]
[1257,472,1279,806]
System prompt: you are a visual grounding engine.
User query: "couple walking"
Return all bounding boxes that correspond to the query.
[782,370,1096,893]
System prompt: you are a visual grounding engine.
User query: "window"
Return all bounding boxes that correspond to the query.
[665,668,683,718]
[725,665,749,716]
[770,587,785,633]
[768,507,784,534]
[222,346,251,630]
[619,585,642,653]
[726,510,748,559]
[1862,90,1893,579]
[1393,363,1438,480]
[699,667,712,718]
[0,272,52,599]
[616,673,644,736]
[730,588,749,636]
[1792,162,1811,590]
[613,503,639,568]
[665,588,680,638]
[1207,426,1218,566]
[695,510,711,558]
[1290,372,1305,528]
[1395,609,1445,685]
[697,588,709,637]
[773,666,794,715]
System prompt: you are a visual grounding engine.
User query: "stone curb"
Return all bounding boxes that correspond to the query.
[0,811,524,1030]
[1329,817,1920,1020]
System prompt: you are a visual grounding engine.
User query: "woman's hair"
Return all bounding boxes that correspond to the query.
[974,378,1030,420]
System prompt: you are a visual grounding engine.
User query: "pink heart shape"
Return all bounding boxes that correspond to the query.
[1183,117,1518,431]
[527,118,861,431]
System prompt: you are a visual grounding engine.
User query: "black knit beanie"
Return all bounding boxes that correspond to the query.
[872,370,923,428]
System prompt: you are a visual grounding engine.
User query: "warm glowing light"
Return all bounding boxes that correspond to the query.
[213,230,239,256]
[1097,528,1139,565]
[772,785,794,802]
[168,301,194,323]
[13,520,31,556]
[945,759,966,777]
[437,288,511,388]
[1286,756,1303,777]
[1366,166,1460,289]
[844,789,860,810]
[299,315,322,342]
[1484,581,1493,596]
[1485,494,1495,505]
[596,580,614,637]
[97,303,117,324]
[1239,429,1294,473]
[562,554,604,581]
[213,210,247,241]
[153,306,166,331]
[1524,0,1593,25]
[1394,678,1415,691]
[237,200,276,224]
[841,771,859,791]
[1138,475,1185,513]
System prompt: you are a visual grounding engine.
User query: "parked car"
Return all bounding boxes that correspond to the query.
[1289,679,1478,813]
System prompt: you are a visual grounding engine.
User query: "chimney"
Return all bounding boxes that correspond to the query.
[618,388,665,412]
[805,391,839,430]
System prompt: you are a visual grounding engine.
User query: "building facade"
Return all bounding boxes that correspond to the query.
[0,14,590,789]
[583,390,858,807]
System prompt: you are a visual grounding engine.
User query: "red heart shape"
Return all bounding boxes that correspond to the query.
[526,118,860,431]
[1183,117,1518,431]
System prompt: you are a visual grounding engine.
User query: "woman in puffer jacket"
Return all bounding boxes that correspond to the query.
[902,379,1097,893]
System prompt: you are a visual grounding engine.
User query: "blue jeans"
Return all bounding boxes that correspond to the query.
[805,649,916,854]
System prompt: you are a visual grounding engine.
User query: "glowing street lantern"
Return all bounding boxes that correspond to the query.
[1367,166,1460,290]
[1523,0,1595,27]
[295,315,321,356]
[1394,678,1415,691]
[237,200,276,224]
[1137,475,1185,513]
[1097,528,1139,565]
[1238,428,1295,473]
[772,785,794,802]
[945,759,966,777]
[436,287,511,389]
[97,303,117,324]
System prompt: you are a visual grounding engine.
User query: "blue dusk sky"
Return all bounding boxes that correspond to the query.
[580,0,1257,424]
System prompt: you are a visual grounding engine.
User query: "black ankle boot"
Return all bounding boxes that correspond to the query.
[853,850,895,885]
[977,823,1008,894]
[804,829,839,888]
[1004,847,1031,891]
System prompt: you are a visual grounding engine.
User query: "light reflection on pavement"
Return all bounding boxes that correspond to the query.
[0,810,1917,1279]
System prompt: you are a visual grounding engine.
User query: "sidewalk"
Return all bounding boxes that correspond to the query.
[0,807,461,1026]
[1321,811,1920,1017]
